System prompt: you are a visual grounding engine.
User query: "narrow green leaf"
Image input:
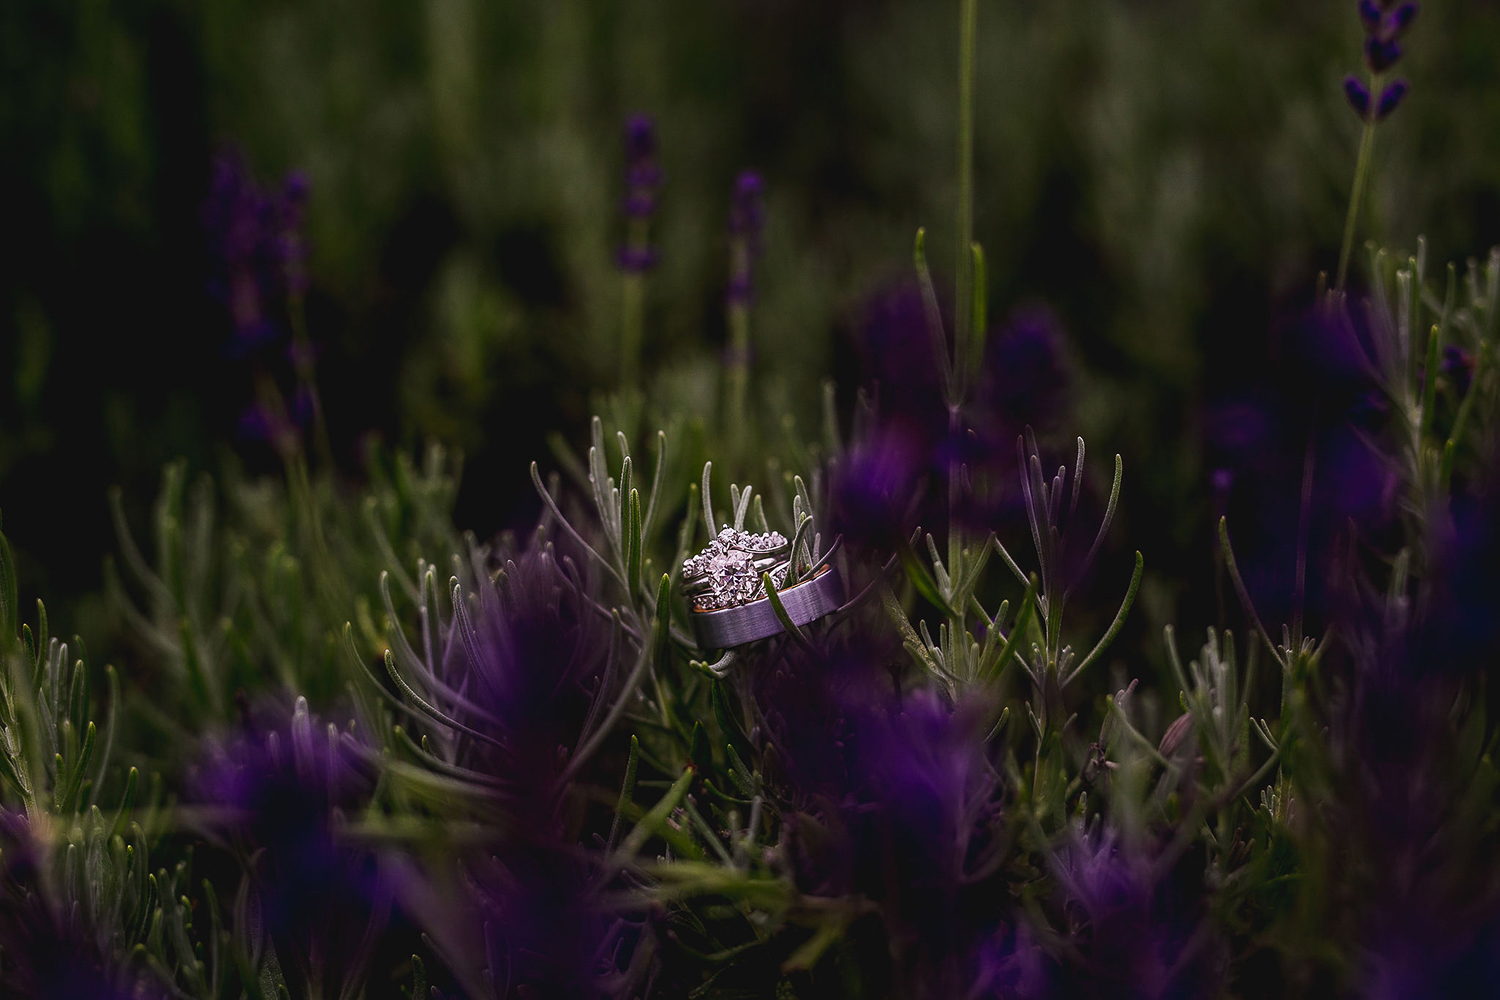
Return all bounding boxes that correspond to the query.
[606,735,640,852]
[763,572,814,651]
[409,956,428,1000]
[712,682,751,762]
[913,228,953,402]
[1063,552,1144,686]
[701,462,716,535]
[898,539,959,619]
[979,573,1038,682]
[615,767,695,865]
[626,488,643,594]
[725,742,757,797]
[969,242,987,381]
[690,721,713,773]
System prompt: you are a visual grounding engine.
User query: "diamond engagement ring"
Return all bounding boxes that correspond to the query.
[682,527,843,648]
[681,527,791,611]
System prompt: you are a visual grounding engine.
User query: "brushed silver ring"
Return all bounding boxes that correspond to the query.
[689,566,843,648]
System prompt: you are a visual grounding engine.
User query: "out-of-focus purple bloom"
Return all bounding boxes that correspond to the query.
[726,170,767,306]
[728,170,766,240]
[1442,344,1475,396]
[203,147,312,349]
[763,636,1019,996]
[977,306,1073,438]
[441,548,609,801]
[1344,75,1371,118]
[851,279,947,436]
[617,113,662,274]
[1047,824,1222,997]
[0,812,169,1000]
[615,244,659,273]
[1364,36,1402,72]
[237,395,310,455]
[389,546,632,996]
[1358,0,1382,32]
[193,699,384,993]
[829,424,928,555]
[1388,2,1418,35]
[1376,79,1409,119]
[622,114,660,207]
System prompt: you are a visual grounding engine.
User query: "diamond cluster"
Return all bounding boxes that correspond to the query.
[682,527,789,611]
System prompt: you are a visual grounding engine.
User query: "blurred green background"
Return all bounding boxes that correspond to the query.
[2,0,1498,641]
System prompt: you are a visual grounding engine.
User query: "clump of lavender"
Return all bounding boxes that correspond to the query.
[1335,1,1418,291]
[193,698,388,998]
[616,114,662,388]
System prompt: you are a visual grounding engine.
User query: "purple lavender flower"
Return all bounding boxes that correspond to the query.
[1442,344,1475,396]
[617,113,662,274]
[761,635,1023,995]
[1388,1,1419,35]
[726,170,766,306]
[1364,36,1402,73]
[976,306,1073,440]
[1346,1,1416,121]
[728,170,766,240]
[828,423,929,555]
[0,812,169,1000]
[1344,75,1371,117]
[202,147,312,350]
[193,699,384,994]
[387,547,631,995]
[1045,824,1224,997]
[1375,79,1409,119]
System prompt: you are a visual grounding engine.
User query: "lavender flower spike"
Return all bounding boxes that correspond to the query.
[1376,79,1409,120]
[1344,75,1372,118]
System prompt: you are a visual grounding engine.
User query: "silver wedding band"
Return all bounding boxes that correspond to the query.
[689,566,843,648]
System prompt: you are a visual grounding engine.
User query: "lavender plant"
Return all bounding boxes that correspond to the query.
[3,0,1500,997]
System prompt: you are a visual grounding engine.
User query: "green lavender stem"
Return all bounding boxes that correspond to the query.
[948,0,979,635]
[1335,73,1381,293]
[620,215,650,387]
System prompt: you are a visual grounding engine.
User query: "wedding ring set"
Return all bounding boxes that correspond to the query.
[682,526,842,648]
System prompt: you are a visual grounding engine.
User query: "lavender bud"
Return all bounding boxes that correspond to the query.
[726,170,766,306]
[1158,713,1195,758]
[1443,345,1475,395]
[1343,75,1371,117]
[1358,0,1381,33]
[617,113,662,272]
[624,113,656,161]
[1365,36,1402,72]
[620,113,661,220]
[615,245,659,274]
[728,170,766,240]
[1376,78,1409,120]
[1389,1,1418,36]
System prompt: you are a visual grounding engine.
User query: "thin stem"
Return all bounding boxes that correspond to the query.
[954,0,977,389]
[1291,407,1318,650]
[726,286,751,456]
[621,271,644,389]
[1335,73,1381,293]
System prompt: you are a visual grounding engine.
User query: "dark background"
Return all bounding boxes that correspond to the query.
[2,0,1498,655]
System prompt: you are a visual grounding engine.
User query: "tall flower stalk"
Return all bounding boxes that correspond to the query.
[617,114,662,389]
[1335,1,1417,292]
[725,170,766,456]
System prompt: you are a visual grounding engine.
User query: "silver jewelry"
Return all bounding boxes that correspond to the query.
[681,527,790,611]
[689,566,843,648]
